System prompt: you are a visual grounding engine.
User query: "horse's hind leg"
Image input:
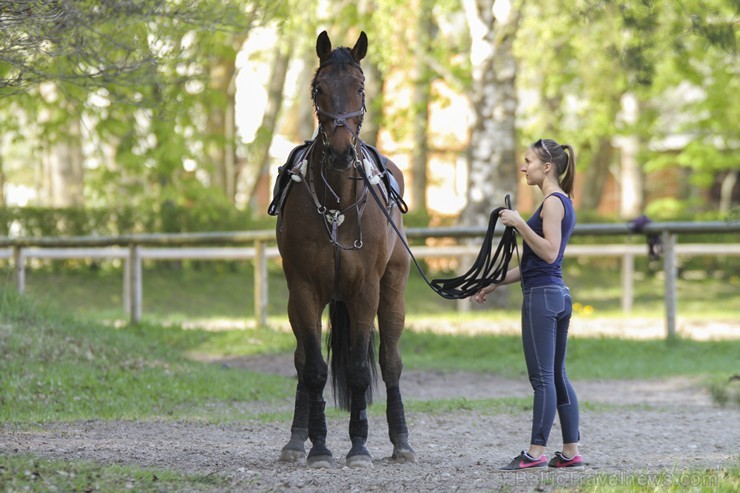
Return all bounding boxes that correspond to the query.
[377,254,416,463]
[341,303,377,468]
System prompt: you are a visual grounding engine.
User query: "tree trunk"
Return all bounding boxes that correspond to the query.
[410,0,434,215]
[580,137,614,211]
[461,0,521,310]
[239,35,293,210]
[206,34,246,204]
[283,41,317,142]
[462,0,520,227]
[618,92,644,218]
[0,143,5,206]
[41,116,85,207]
[362,58,384,148]
[719,169,737,215]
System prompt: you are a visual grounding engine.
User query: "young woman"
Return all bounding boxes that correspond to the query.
[473,138,583,471]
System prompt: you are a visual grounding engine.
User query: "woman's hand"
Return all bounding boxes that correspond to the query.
[472,283,497,304]
[498,209,523,229]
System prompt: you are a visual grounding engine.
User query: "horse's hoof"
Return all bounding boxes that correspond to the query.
[279,447,306,462]
[392,447,417,463]
[346,454,373,468]
[307,455,334,468]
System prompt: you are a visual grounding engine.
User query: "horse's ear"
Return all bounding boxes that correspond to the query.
[316,30,332,59]
[351,31,368,63]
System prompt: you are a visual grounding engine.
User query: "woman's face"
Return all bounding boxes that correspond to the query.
[521,148,548,186]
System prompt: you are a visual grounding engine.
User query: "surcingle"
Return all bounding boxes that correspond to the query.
[268,141,406,217]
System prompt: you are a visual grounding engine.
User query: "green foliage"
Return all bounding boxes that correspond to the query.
[0,205,274,237]
[516,0,738,215]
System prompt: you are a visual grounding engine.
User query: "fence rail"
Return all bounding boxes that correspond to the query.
[2,220,739,338]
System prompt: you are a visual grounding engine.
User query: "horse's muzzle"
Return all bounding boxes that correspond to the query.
[326,145,357,171]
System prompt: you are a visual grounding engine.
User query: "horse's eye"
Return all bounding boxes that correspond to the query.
[358,87,365,95]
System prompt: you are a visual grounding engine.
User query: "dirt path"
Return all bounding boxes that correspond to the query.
[2,352,737,492]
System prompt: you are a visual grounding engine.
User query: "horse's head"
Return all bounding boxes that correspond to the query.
[312,30,367,171]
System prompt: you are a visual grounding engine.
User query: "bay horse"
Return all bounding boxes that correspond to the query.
[274,30,415,468]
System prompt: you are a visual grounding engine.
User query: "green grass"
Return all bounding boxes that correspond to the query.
[0,454,228,492]
[398,329,740,380]
[0,290,295,423]
[559,466,740,492]
[3,287,739,425]
[3,256,739,321]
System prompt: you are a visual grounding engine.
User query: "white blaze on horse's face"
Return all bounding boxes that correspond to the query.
[314,31,368,171]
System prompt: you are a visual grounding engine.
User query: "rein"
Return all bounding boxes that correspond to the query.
[358,166,520,300]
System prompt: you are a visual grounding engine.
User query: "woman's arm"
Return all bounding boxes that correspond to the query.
[472,266,520,303]
[500,196,564,264]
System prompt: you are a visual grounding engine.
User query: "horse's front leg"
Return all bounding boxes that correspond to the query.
[280,338,309,462]
[281,296,333,468]
[377,251,416,463]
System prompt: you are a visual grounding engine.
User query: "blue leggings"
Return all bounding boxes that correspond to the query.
[521,285,580,446]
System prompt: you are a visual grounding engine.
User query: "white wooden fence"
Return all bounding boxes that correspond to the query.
[2,221,739,338]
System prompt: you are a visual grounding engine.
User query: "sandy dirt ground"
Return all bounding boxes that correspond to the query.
[2,345,738,492]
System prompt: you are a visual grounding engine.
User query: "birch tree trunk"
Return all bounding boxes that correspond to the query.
[461,0,521,309]
[619,92,644,218]
[461,0,520,227]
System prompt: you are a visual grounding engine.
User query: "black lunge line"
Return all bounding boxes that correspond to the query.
[359,169,519,300]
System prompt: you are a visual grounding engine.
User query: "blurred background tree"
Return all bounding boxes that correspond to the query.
[1,0,737,235]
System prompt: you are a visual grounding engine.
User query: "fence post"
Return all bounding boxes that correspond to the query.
[662,231,677,339]
[128,244,143,324]
[12,246,25,294]
[254,240,268,327]
[621,252,634,312]
[123,255,131,317]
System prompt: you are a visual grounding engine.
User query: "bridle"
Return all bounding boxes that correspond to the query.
[303,59,373,252]
[312,59,366,155]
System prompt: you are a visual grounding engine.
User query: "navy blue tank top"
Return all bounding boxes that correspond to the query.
[520,192,576,289]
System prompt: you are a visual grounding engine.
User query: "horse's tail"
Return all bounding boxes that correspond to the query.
[327,300,377,411]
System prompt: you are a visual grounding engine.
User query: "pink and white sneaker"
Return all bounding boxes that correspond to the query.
[499,451,548,471]
[548,451,585,470]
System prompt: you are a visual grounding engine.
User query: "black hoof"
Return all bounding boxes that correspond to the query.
[346,439,372,468]
[391,446,417,463]
[391,434,417,463]
[279,430,308,462]
[279,445,306,462]
[307,444,334,468]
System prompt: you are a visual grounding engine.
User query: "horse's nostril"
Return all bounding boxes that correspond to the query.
[328,147,354,169]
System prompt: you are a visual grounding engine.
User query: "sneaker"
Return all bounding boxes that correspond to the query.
[548,451,585,470]
[499,451,548,471]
